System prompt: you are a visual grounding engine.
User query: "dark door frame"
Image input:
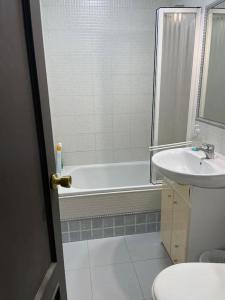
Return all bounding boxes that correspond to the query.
[21,1,67,298]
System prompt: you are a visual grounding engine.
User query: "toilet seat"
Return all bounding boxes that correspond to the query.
[152,263,225,300]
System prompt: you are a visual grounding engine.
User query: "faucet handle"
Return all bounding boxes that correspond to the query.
[203,143,215,151]
[198,143,215,159]
[201,143,208,150]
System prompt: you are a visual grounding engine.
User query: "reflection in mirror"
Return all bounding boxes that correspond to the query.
[215,2,225,8]
[199,8,225,125]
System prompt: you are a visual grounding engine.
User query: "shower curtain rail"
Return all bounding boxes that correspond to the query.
[149,141,192,152]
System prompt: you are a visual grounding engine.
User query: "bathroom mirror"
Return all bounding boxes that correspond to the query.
[197,0,225,127]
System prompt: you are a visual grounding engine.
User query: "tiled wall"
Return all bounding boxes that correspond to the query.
[40,0,172,166]
[40,0,214,166]
[170,0,212,7]
[196,121,225,155]
[61,210,160,243]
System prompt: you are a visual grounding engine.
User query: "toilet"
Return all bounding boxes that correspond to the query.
[152,263,225,300]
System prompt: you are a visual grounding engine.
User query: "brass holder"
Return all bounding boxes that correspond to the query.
[50,174,72,190]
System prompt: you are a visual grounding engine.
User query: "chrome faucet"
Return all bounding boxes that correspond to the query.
[196,143,215,159]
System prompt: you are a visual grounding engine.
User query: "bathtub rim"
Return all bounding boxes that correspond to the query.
[62,160,150,172]
[59,184,163,198]
[59,161,161,197]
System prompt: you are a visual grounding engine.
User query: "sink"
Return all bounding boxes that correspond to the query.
[152,147,225,188]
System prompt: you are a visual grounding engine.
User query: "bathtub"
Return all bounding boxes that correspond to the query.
[59,161,162,220]
[59,161,161,196]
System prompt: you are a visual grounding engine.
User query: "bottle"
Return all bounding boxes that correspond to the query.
[56,142,62,176]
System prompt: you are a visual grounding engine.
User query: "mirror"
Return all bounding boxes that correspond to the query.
[198,1,225,126]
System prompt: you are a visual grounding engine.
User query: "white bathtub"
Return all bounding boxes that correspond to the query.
[58,161,162,220]
[59,161,160,197]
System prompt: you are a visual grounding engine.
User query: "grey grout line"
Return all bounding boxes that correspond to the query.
[113,216,116,237]
[124,236,145,300]
[130,256,169,263]
[87,240,94,300]
[68,225,71,242]
[86,260,133,269]
[63,226,161,243]
[63,212,161,243]
[134,214,137,234]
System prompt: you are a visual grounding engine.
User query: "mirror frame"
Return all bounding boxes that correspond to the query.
[196,0,225,129]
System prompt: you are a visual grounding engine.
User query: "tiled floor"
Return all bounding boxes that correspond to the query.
[63,232,172,300]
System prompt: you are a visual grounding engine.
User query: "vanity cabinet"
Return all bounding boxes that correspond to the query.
[161,186,173,256]
[161,178,225,263]
[161,181,190,263]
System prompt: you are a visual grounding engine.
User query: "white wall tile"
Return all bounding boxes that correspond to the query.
[96,133,113,150]
[52,95,95,116]
[63,151,97,166]
[130,113,150,133]
[113,114,130,132]
[131,74,152,94]
[113,132,131,149]
[94,95,113,113]
[40,0,164,165]
[95,150,114,163]
[62,134,96,152]
[93,75,113,96]
[73,96,95,114]
[77,134,96,151]
[131,129,149,148]
[112,74,132,95]
[50,95,74,116]
[113,95,131,114]
[114,149,133,162]
[74,115,96,134]
[95,114,113,133]
[130,94,152,114]
[53,116,76,136]
[131,148,149,161]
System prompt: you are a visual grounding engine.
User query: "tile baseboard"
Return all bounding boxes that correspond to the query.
[61,210,160,243]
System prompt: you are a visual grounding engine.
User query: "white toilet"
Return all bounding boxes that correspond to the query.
[152,263,225,300]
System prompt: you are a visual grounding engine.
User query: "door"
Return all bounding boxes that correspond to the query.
[0,1,67,299]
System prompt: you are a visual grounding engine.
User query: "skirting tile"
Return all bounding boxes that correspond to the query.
[61,210,160,243]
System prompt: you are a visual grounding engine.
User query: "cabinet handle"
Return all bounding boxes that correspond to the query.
[174,244,179,248]
[168,194,172,198]
[173,201,177,204]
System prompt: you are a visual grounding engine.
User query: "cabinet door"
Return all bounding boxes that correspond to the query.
[171,192,190,263]
[160,187,174,255]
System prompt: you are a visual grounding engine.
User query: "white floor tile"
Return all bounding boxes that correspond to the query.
[91,263,144,300]
[88,236,131,267]
[134,258,172,300]
[125,233,167,261]
[63,241,89,270]
[65,268,92,300]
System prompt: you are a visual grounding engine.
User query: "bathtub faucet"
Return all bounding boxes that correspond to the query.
[196,143,215,159]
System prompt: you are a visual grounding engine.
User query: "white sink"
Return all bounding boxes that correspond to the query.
[152,147,225,188]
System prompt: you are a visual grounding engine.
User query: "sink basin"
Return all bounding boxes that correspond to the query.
[152,147,225,188]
